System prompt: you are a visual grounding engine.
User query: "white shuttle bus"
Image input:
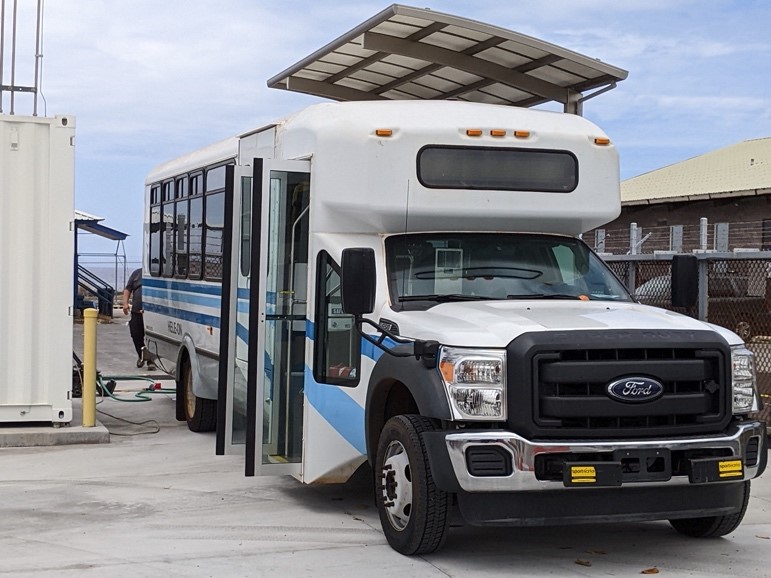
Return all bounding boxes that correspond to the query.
[143,5,766,555]
[143,139,236,431]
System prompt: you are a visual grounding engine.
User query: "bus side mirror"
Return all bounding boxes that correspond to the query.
[671,254,698,308]
[341,248,376,316]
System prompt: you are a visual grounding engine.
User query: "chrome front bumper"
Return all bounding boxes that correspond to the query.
[441,421,767,492]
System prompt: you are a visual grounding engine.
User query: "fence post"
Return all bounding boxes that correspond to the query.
[595,229,606,253]
[670,225,683,253]
[697,258,709,322]
[699,218,709,251]
[629,222,638,255]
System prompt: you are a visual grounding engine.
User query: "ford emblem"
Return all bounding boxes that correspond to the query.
[606,377,664,402]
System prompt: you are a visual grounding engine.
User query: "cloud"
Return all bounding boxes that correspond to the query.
[12,0,770,259]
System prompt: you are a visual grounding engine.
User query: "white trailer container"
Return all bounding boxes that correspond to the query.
[0,114,75,424]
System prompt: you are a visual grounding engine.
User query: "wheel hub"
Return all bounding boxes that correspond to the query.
[381,440,412,531]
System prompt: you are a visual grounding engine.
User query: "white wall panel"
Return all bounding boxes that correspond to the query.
[0,115,75,423]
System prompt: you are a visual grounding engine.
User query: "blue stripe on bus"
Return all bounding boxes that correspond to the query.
[144,277,222,296]
[144,302,220,328]
[230,318,392,362]
[228,316,395,454]
[304,366,366,455]
[236,321,248,345]
[144,287,220,309]
[234,291,277,312]
[235,288,277,305]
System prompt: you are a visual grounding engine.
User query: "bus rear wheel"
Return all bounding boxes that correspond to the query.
[180,360,217,433]
[375,414,450,555]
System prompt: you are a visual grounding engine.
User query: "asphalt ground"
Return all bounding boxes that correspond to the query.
[0,316,768,576]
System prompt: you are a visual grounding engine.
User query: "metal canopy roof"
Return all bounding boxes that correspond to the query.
[75,219,128,241]
[267,4,628,115]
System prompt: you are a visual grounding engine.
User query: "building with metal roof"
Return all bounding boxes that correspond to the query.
[621,137,771,206]
[595,137,771,254]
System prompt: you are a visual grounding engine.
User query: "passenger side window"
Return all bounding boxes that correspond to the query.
[313,252,360,387]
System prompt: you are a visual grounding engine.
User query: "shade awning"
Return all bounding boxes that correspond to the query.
[75,219,128,241]
[268,4,628,115]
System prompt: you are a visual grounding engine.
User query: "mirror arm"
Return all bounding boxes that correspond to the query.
[354,316,438,367]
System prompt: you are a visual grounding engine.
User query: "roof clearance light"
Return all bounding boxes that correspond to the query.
[375,128,393,137]
[594,137,611,145]
[514,130,530,138]
[490,129,506,137]
[466,129,483,137]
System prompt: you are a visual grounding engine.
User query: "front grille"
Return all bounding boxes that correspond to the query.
[507,330,732,439]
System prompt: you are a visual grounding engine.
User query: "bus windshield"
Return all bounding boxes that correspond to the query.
[385,233,632,310]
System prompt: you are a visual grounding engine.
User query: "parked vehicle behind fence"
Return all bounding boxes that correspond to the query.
[634,274,771,340]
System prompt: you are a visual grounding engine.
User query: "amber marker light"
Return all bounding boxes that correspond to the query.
[514,130,530,138]
[466,129,483,137]
[375,128,393,137]
[490,129,506,137]
[594,137,611,145]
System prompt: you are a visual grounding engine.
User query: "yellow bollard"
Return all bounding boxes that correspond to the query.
[82,308,98,427]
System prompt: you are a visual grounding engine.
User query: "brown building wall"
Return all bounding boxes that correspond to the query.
[587,194,771,254]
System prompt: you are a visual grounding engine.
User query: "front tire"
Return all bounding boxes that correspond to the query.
[179,360,217,433]
[669,481,751,537]
[375,415,451,555]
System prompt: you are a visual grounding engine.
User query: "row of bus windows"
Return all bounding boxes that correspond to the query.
[148,163,232,280]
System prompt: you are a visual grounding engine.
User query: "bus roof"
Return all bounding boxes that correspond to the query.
[267,4,628,115]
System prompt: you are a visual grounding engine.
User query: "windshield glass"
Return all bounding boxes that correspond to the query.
[385,233,632,310]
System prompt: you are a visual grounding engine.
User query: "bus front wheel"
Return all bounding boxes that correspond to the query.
[375,414,450,555]
[180,360,217,433]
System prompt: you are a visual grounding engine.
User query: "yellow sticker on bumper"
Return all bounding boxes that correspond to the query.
[718,460,743,478]
[571,466,596,483]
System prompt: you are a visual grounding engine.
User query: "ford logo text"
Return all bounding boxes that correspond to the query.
[606,377,664,402]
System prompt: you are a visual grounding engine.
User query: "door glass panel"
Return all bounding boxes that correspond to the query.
[262,171,310,465]
[231,175,252,446]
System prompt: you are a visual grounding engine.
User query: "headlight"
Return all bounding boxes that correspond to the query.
[438,347,506,420]
[731,345,760,414]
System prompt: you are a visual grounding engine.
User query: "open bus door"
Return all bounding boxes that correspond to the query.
[218,158,311,477]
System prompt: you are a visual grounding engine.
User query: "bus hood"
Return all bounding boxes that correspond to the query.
[384,300,741,348]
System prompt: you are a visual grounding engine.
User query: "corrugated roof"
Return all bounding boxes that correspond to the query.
[268,4,627,114]
[622,137,771,205]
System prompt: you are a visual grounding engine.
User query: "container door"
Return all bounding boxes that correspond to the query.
[246,159,311,476]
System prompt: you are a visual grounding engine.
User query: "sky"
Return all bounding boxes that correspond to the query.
[3,0,770,260]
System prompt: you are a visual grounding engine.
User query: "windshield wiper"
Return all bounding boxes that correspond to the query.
[399,294,500,303]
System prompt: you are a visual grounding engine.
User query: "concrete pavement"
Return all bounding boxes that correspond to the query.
[0,318,769,576]
[0,390,769,577]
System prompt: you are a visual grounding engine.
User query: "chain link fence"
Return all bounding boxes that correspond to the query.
[603,252,771,429]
